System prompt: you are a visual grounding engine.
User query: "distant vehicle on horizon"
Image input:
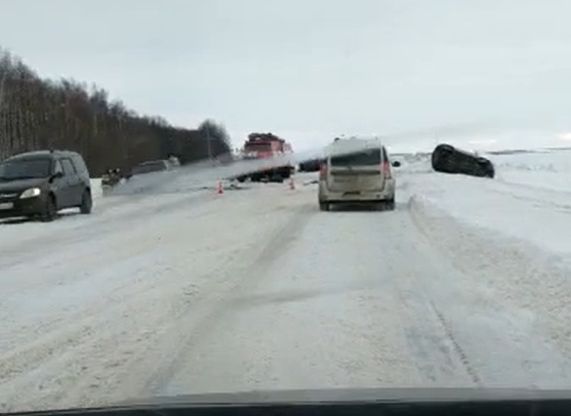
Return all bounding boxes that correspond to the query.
[299,158,322,172]
[130,160,171,177]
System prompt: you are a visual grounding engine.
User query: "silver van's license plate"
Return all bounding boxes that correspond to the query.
[0,202,14,210]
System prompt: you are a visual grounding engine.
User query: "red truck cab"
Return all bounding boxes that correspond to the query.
[237,133,294,182]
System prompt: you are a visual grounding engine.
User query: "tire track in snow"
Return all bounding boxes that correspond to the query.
[427,300,482,386]
[0,184,315,412]
[143,202,317,396]
[405,191,571,387]
[403,196,484,385]
[0,190,214,270]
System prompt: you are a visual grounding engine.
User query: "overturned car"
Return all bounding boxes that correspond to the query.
[431,144,495,178]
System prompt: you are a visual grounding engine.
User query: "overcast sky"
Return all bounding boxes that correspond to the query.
[2,0,571,151]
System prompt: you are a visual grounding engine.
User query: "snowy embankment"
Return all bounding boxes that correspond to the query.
[91,178,102,200]
[490,150,571,193]
[399,148,571,361]
[399,148,571,255]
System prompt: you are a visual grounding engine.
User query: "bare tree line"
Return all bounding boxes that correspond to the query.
[0,48,231,175]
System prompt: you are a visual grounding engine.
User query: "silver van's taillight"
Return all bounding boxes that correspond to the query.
[382,161,392,179]
[319,163,328,179]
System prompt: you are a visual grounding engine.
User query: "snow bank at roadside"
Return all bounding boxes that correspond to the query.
[395,148,571,193]
[399,148,571,256]
[488,149,571,193]
[408,193,571,362]
[90,178,102,200]
[403,171,571,257]
[400,148,571,358]
[392,153,432,173]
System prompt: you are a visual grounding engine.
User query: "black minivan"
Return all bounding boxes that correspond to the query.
[0,150,92,221]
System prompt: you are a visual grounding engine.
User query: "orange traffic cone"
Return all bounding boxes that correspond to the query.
[216,180,224,194]
[289,177,295,190]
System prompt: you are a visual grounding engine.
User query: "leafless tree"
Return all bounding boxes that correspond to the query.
[0,48,231,175]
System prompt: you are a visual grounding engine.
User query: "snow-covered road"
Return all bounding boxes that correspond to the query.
[2,151,571,412]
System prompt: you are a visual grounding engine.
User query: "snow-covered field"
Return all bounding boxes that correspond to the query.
[400,149,571,254]
[2,149,571,411]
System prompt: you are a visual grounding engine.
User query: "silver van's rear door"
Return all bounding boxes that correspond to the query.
[327,148,384,192]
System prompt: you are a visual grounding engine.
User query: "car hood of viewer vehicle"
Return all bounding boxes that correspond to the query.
[0,177,48,193]
[118,388,571,407]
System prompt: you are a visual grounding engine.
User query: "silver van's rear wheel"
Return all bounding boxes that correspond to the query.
[377,199,395,211]
[385,200,395,210]
[319,202,330,211]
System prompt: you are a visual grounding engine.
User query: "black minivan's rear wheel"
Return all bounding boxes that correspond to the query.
[41,195,57,222]
[80,189,92,214]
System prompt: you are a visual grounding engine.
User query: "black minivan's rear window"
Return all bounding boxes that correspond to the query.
[331,148,381,166]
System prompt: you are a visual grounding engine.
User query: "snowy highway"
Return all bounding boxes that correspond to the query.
[2,151,571,411]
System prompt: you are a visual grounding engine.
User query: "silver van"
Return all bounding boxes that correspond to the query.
[318,138,395,211]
